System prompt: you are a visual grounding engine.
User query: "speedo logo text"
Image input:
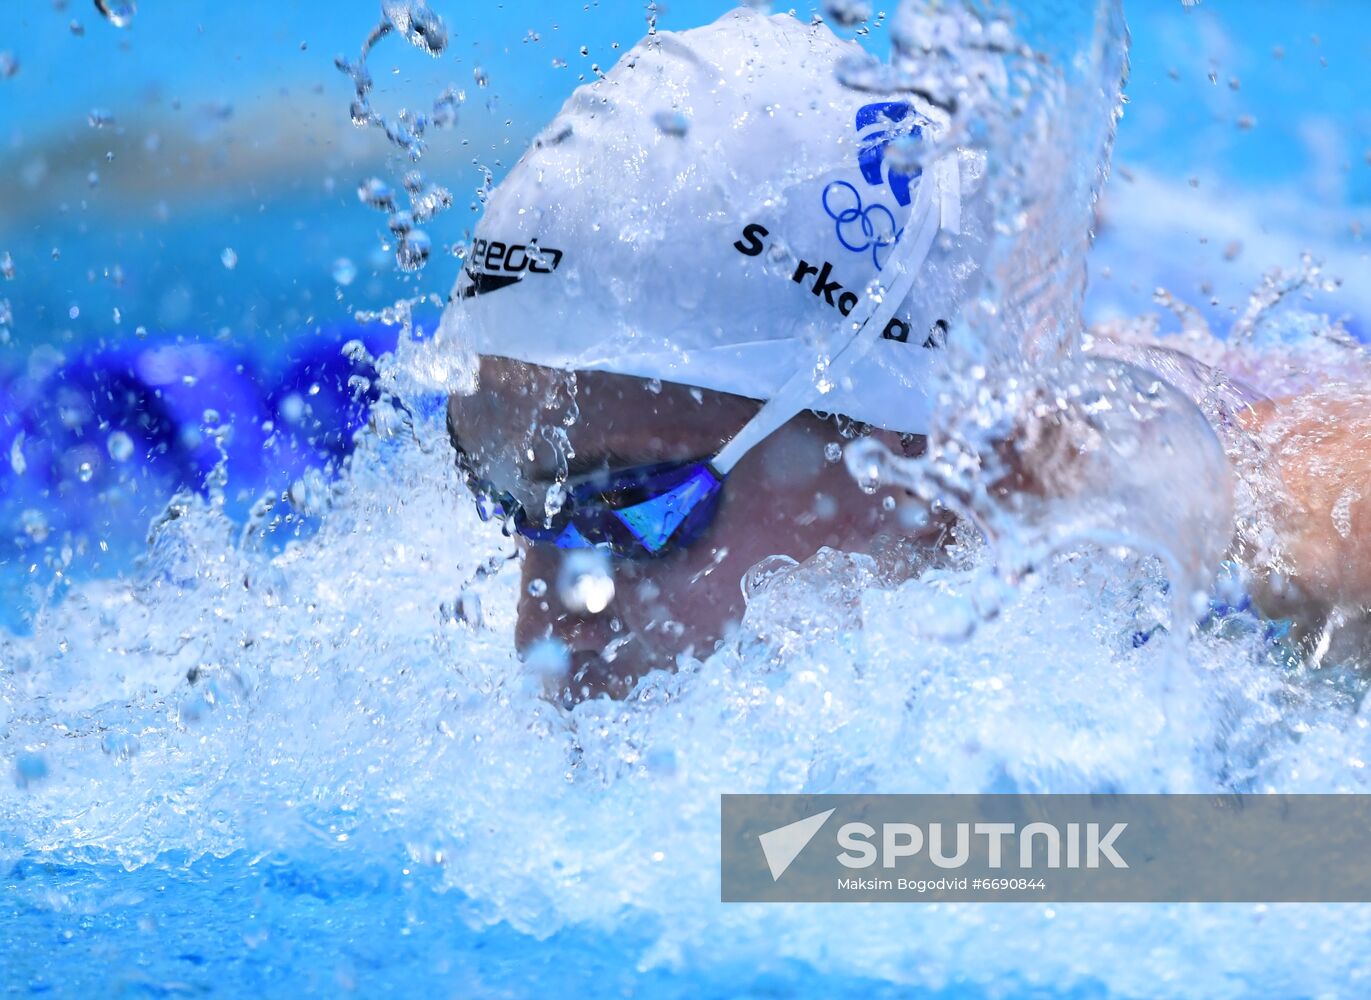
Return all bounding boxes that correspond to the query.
[455,238,564,300]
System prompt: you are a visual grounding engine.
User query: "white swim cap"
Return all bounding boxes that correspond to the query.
[440,7,981,440]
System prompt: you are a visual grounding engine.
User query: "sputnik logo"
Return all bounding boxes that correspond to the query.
[757,808,837,881]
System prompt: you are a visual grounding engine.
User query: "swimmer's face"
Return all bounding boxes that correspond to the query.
[447,356,918,701]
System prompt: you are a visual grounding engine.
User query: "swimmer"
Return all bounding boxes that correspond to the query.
[442,9,1371,701]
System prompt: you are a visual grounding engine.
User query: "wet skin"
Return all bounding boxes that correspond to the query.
[1239,394,1371,619]
[446,356,929,701]
[449,359,1371,702]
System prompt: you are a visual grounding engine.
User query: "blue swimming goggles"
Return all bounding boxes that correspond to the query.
[463,457,728,558]
[458,162,947,559]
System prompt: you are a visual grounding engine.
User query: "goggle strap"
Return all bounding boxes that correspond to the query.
[712,155,949,476]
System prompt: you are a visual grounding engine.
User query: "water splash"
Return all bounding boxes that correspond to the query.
[336,2,453,160]
[2,310,1368,991]
[3,1,1371,996]
[395,229,431,272]
[330,256,357,286]
[356,176,396,211]
[380,0,448,55]
[93,0,137,29]
[557,548,616,616]
[336,7,461,273]
[4,280,1371,1000]
[823,0,872,28]
[651,109,690,138]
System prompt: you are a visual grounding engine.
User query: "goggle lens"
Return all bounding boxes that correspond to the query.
[477,460,724,559]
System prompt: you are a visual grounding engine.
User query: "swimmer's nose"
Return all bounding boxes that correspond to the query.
[513,544,619,656]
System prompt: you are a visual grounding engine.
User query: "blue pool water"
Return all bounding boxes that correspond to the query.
[10,850,1135,999]
[2,1,1370,996]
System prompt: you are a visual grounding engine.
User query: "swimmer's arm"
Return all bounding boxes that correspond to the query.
[1240,395,1371,613]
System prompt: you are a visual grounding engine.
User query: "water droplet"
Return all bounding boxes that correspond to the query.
[824,442,843,463]
[101,732,139,760]
[14,752,48,789]
[288,466,332,517]
[557,549,615,615]
[1332,488,1356,541]
[279,393,305,424]
[651,110,690,138]
[897,499,929,531]
[543,481,568,520]
[77,460,94,483]
[473,65,489,88]
[10,432,26,475]
[221,247,238,270]
[0,52,19,79]
[522,637,569,678]
[431,86,461,129]
[381,0,448,56]
[882,132,924,175]
[527,578,548,598]
[388,210,414,235]
[534,122,574,150]
[822,0,871,27]
[408,182,452,223]
[331,257,357,286]
[86,170,99,188]
[88,108,114,128]
[742,554,799,602]
[107,430,134,462]
[357,177,395,211]
[94,0,136,27]
[395,229,431,271]
[70,19,85,36]
[21,509,49,543]
[1,252,14,279]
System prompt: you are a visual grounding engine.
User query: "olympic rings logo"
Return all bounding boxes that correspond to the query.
[821,180,904,271]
